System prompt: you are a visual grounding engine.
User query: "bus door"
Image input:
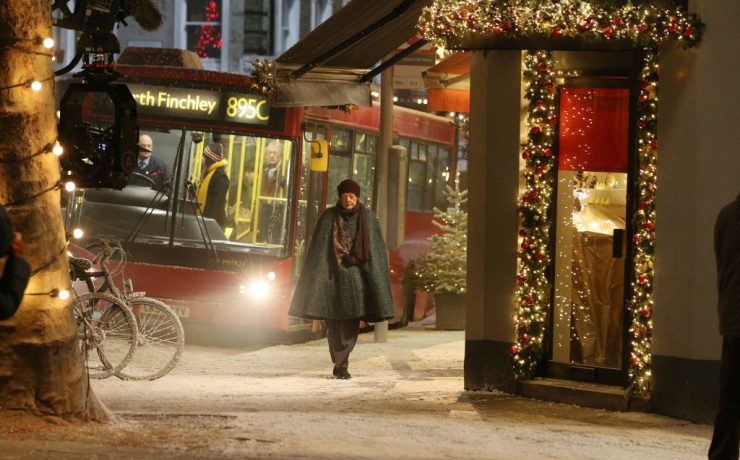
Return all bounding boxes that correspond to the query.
[294,122,328,279]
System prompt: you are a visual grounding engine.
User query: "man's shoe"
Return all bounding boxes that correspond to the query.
[334,368,351,379]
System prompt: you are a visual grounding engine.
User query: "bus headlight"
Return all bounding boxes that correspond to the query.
[239,272,277,299]
[248,280,269,299]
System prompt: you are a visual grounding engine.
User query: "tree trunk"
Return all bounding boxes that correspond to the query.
[0,0,108,421]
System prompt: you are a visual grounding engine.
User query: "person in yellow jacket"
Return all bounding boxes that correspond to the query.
[196,143,229,227]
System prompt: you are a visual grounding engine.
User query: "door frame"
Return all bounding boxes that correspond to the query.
[542,67,641,387]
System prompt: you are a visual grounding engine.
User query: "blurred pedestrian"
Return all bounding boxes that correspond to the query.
[289,179,394,379]
[709,190,740,460]
[0,205,30,320]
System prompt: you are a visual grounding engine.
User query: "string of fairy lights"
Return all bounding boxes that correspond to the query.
[0,33,85,301]
[418,0,704,395]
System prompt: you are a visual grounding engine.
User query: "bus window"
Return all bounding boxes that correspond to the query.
[408,158,426,211]
[424,144,437,210]
[295,124,327,279]
[68,129,296,258]
[435,146,451,209]
[351,131,376,210]
[328,127,352,206]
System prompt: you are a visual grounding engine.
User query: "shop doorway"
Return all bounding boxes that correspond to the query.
[548,78,634,386]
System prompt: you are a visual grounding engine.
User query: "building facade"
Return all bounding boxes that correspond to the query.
[452,0,739,423]
[53,0,350,74]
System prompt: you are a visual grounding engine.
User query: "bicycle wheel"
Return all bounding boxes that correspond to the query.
[114,297,185,380]
[73,292,139,379]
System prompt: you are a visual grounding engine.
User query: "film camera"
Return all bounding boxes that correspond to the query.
[54,0,160,189]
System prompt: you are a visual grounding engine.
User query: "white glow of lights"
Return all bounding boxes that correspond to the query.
[249,280,269,299]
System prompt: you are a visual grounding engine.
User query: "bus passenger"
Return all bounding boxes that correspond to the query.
[262,140,286,196]
[288,179,394,379]
[131,134,171,190]
[197,143,229,227]
[257,140,287,244]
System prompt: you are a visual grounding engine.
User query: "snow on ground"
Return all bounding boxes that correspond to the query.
[0,327,713,459]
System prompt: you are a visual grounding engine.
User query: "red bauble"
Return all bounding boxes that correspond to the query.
[535,100,544,109]
[639,201,649,210]
[639,92,649,103]
[641,79,650,89]
[548,116,557,126]
[638,24,649,34]
[522,150,530,160]
[544,148,553,157]
[522,333,530,342]
[603,26,613,38]
[510,344,519,354]
[639,274,647,285]
[551,27,561,37]
[493,26,503,36]
[521,241,530,250]
[641,309,652,319]
[516,273,526,282]
[613,17,624,27]
[526,297,535,306]
[650,139,658,149]
[639,119,647,129]
[536,252,545,261]
[683,26,694,37]
[535,166,545,175]
[630,356,640,366]
[529,190,539,199]
[633,234,641,244]
[537,62,548,72]
[645,221,655,232]
[667,22,679,33]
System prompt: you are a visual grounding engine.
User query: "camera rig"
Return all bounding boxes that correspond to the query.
[53,0,146,189]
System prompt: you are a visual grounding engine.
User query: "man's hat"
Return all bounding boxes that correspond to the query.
[204,143,224,162]
[337,179,361,197]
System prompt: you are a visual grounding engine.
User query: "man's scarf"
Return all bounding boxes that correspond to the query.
[196,159,228,209]
[331,202,369,267]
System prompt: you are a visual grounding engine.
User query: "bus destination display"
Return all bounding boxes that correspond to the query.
[127,84,270,126]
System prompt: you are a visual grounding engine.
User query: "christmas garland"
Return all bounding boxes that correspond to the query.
[512,51,557,381]
[418,0,703,394]
[418,0,703,51]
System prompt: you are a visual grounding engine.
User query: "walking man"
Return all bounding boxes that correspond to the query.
[288,179,394,379]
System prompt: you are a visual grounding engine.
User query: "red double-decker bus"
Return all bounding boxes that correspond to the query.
[63,49,455,343]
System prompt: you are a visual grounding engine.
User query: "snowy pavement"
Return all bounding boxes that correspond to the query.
[0,326,713,459]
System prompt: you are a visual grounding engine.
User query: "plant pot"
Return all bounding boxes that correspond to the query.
[434,292,466,330]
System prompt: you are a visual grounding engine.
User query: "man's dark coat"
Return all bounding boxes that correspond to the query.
[289,205,394,322]
[131,156,170,190]
[715,192,740,337]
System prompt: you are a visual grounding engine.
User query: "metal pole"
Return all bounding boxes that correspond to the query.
[374,55,394,343]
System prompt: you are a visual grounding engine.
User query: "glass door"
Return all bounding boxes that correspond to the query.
[549,80,633,385]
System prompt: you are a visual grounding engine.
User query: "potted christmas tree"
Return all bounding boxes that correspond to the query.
[412,184,468,330]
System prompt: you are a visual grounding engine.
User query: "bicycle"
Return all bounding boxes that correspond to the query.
[71,240,185,380]
[70,256,139,380]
